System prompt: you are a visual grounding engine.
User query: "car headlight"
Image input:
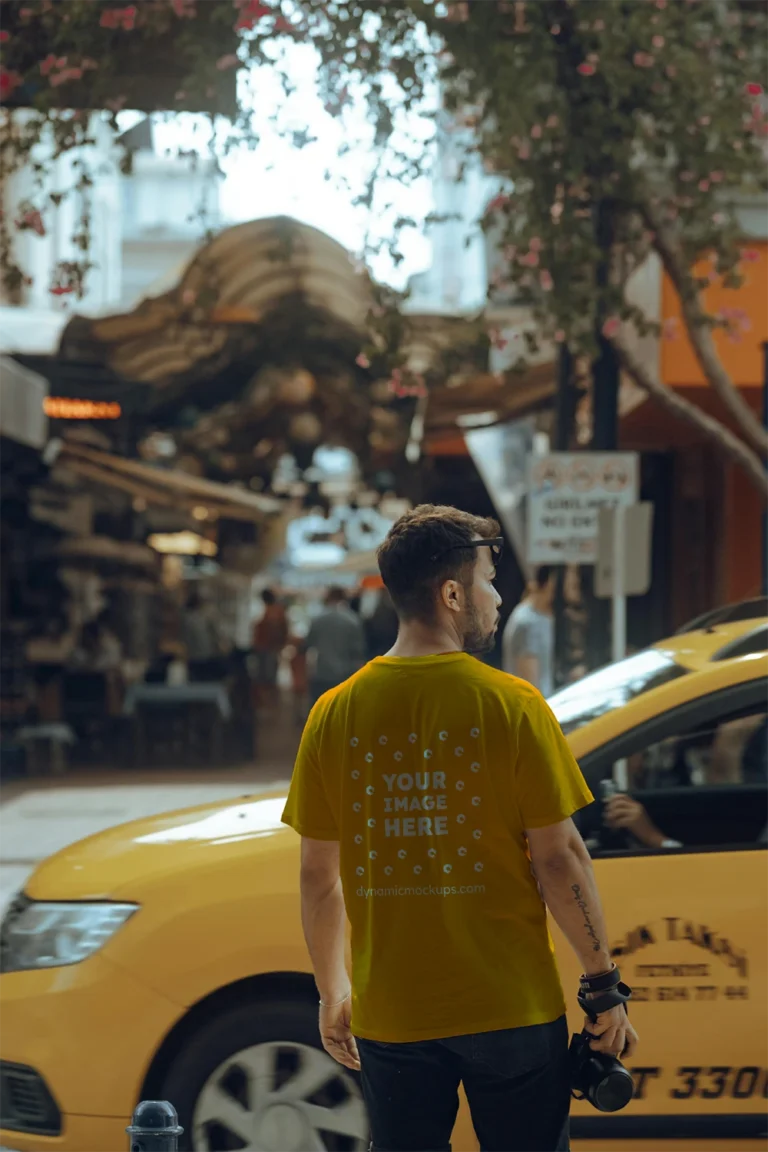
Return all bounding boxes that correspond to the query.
[0,896,138,973]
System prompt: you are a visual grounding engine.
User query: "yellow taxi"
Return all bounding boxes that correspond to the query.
[1,620,766,1152]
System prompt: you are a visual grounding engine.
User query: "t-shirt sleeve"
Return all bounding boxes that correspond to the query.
[281,705,339,840]
[510,617,537,658]
[515,694,594,829]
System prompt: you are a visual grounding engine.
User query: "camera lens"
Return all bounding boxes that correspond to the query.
[594,1067,635,1113]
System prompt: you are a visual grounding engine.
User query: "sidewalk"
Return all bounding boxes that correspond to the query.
[0,702,299,912]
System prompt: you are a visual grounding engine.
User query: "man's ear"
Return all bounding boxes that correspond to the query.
[440,578,463,614]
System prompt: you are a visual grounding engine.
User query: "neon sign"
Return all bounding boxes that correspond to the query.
[43,398,122,420]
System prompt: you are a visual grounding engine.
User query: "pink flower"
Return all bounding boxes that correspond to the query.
[519,251,539,268]
[698,116,711,126]
[652,34,664,47]
[593,19,604,31]
[546,114,559,128]
[745,82,764,97]
[49,285,74,297]
[216,53,239,69]
[170,0,196,15]
[741,248,760,263]
[355,353,370,369]
[99,6,137,30]
[662,319,679,341]
[234,0,271,30]
[487,194,509,213]
[577,62,596,76]
[273,15,293,32]
[518,142,530,160]
[0,69,23,99]
[709,171,724,183]
[531,124,542,139]
[539,270,553,291]
[711,212,726,225]
[550,23,561,34]
[181,288,197,307]
[633,52,654,68]
[529,236,542,252]
[655,0,667,7]
[16,209,46,236]
[602,316,621,339]
[40,53,58,76]
[0,30,9,42]
[554,329,566,343]
[698,179,710,191]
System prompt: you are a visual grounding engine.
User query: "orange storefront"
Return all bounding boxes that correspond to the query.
[622,243,767,624]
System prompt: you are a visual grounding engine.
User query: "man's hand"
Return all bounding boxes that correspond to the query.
[584,1004,639,1059]
[319,997,360,1071]
[604,794,664,849]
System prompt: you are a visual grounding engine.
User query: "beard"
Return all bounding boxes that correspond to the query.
[461,596,497,655]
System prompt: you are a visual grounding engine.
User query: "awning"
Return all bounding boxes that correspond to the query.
[56,442,281,522]
[59,216,372,389]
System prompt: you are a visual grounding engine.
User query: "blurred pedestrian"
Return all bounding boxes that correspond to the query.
[363,586,399,659]
[283,505,635,1152]
[183,592,221,682]
[253,588,288,707]
[305,586,365,705]
[502,566,556,697]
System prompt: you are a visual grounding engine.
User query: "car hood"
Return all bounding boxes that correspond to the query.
[25,790,295,901]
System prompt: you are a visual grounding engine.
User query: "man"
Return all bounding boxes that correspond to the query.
[502,565,556,696]
[305,586,366,705]
[183,591,221,682]
[282,505,637,1152]
[252,588,288,706]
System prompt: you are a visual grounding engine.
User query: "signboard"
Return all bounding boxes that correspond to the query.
[595,503,654,599]
[527,452,639,565]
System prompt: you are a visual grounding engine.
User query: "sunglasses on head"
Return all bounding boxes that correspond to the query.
[430,537,505,564]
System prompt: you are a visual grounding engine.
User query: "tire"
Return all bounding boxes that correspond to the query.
[160,997,369,1152]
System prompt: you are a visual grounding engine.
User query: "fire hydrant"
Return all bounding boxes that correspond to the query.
[126,1101,184,1151]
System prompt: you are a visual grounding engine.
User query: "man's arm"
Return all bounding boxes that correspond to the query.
[299,838,360,1070]
[527,816,638,1058]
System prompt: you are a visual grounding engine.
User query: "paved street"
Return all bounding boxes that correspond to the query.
[0,708,298,912]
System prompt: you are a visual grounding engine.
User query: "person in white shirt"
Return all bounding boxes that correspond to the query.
[502,567,556,696]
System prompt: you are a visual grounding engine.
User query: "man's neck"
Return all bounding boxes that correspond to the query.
[528,592,551,616]
[387,620,463,658]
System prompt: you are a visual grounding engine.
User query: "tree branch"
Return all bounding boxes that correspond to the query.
[642,200,768,459]
[612,333,768,502]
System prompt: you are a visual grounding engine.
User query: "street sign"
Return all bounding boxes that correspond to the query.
[527,452,639,565]
[595,503,654,599]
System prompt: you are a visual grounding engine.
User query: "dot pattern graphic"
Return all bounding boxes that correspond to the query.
[348,726,485,883]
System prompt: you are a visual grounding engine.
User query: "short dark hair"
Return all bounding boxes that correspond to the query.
[261,588,277,605]
[377,504,500,621]
[326,586,347,605]
[533,566,553,588]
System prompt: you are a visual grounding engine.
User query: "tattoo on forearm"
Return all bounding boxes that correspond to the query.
[571,883,601,952]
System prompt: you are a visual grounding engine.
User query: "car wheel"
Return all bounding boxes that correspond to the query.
[160,997,369,1152]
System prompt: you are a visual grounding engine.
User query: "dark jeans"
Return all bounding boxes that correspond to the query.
[356,1015,570,1152]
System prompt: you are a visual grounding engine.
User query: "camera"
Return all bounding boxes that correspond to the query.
[569,1030,635,1112]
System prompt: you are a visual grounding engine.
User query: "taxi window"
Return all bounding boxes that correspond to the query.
[627,709,768,792]
[549,650,689,735]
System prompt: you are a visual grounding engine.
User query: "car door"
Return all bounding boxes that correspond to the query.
[558,678,768,1147]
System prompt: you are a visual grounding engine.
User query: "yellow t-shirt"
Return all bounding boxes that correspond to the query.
[281,652,593,1043]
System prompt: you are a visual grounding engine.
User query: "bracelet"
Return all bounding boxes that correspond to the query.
[319,991,351,1008]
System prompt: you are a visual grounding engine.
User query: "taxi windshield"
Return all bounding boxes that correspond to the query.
[549,649,689,735]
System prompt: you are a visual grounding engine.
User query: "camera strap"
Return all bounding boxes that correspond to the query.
[577,981,632,1019]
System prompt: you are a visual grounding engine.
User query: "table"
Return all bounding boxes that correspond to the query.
[123,683,231,767]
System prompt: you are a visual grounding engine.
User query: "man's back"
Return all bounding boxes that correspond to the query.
[283,651,591,1042]
[307,604,365,685]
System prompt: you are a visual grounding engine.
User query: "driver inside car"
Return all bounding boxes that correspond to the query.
[604,713,767,850]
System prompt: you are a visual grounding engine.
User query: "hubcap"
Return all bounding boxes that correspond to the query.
[192,1039,368,1151]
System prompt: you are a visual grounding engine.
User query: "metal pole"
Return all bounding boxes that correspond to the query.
[762,342,768,596]
[612,503,627,664]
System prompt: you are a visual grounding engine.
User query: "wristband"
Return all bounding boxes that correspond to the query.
[579,964,621,994]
